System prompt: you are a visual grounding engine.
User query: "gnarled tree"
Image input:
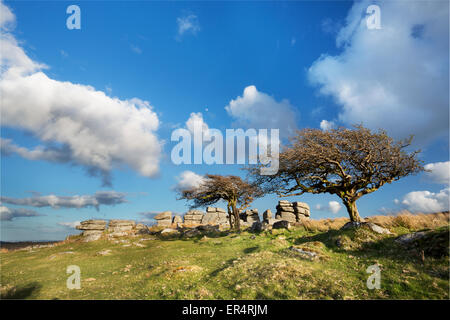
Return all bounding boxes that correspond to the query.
[247,125,424,222]
[177,174,263,230]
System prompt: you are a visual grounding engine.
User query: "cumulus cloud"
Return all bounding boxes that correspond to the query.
[0,206,43,221]
[0,191,127,211]
[308,0,449,143]
[177,14,200,37]
[174,170,205,191]
[399,188,449,213]
[315,201,342,214]
[0,2,162,185]
[185,112,211,140]
[225,85,298,139]
[57,221,81,229]
[423,161,450,185]
[319,119,335,131]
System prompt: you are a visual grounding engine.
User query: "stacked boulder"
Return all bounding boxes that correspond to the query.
[135,223,151,235]
[154,211,172,227]
[172,215,183,228]
[76,220,107,242]
[275,200,310,223]
[202,207,229,227]
[108,219,136,237]
[240,209,260,224]
[183,210,204,226]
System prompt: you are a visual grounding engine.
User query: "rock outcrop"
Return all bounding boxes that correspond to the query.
[183,210,204,226]
[154,211,172,227]
[74,200,312,241]
[108,219,136,237]
[76,220,107,242]
[240,209,260,224]
[202,207,229,227]
[275,201,310,223]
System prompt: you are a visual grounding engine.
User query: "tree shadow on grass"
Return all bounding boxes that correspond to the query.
[243,246,259,254]
[293,227,449,266]
[209,258,236,278]
[1,282,42,299]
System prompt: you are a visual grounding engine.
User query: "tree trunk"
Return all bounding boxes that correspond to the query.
[231,201,240,231]
[227,204,233,229]
[343,200,362,222]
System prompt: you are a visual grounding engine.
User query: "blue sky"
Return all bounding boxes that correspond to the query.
[1,0,449,241]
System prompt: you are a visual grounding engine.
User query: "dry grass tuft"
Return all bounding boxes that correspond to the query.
[366,211,449,230]
[299,211,449,232]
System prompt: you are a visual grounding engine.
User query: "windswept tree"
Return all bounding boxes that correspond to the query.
[247,125,424,223]
[177,174,263,230]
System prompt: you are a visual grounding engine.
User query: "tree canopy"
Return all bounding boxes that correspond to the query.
[247,125,424,222]
[177,174,263,230]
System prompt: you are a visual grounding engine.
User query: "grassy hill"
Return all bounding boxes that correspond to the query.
[1,212,448,300]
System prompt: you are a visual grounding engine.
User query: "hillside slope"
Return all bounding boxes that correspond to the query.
[1,212,448,299]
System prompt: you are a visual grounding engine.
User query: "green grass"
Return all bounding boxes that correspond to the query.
[1,226,448,300]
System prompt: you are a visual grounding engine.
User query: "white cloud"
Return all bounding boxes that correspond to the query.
[0,191,127,211]
[0,1,15,31]
[0,2,162,185]
[319,119,335,131]
[308,0,449,144]
[177,14,200,37]
[225,85,298,138]
[185,112,211,141]
[174,170,205,191]
[400,188,449,213]
[315,201,342,214]
[423,161,450,185]
[0,206,43,221]
[57,221,81,229]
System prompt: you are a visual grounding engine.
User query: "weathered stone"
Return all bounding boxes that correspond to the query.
[294,207,310,216]
[277,206,295,212]
[206,207,217,213]
[157,220,172,227]
[182,228,202,238]
[273,220,291,230]
[82,230,103,242]
[341,221,391,235]
[109,219,136,226]
[154,211,172,220]
[280,211,296,222]
[197,225,220,233]
[366,223,392,235]
[76,220,107,230]
[184,215,204,221]
[216,208,227,213]
[263,209,272,221]
[292,202,310,210]
[160,228,179,235]
[110,225,134,232]
[173,216,183,224]
[250,221,269,232]
[395,231,427,244]
[202,212,219,225]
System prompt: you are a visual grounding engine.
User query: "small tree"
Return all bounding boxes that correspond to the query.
[248,125,424,223]
[177,174,263,230]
